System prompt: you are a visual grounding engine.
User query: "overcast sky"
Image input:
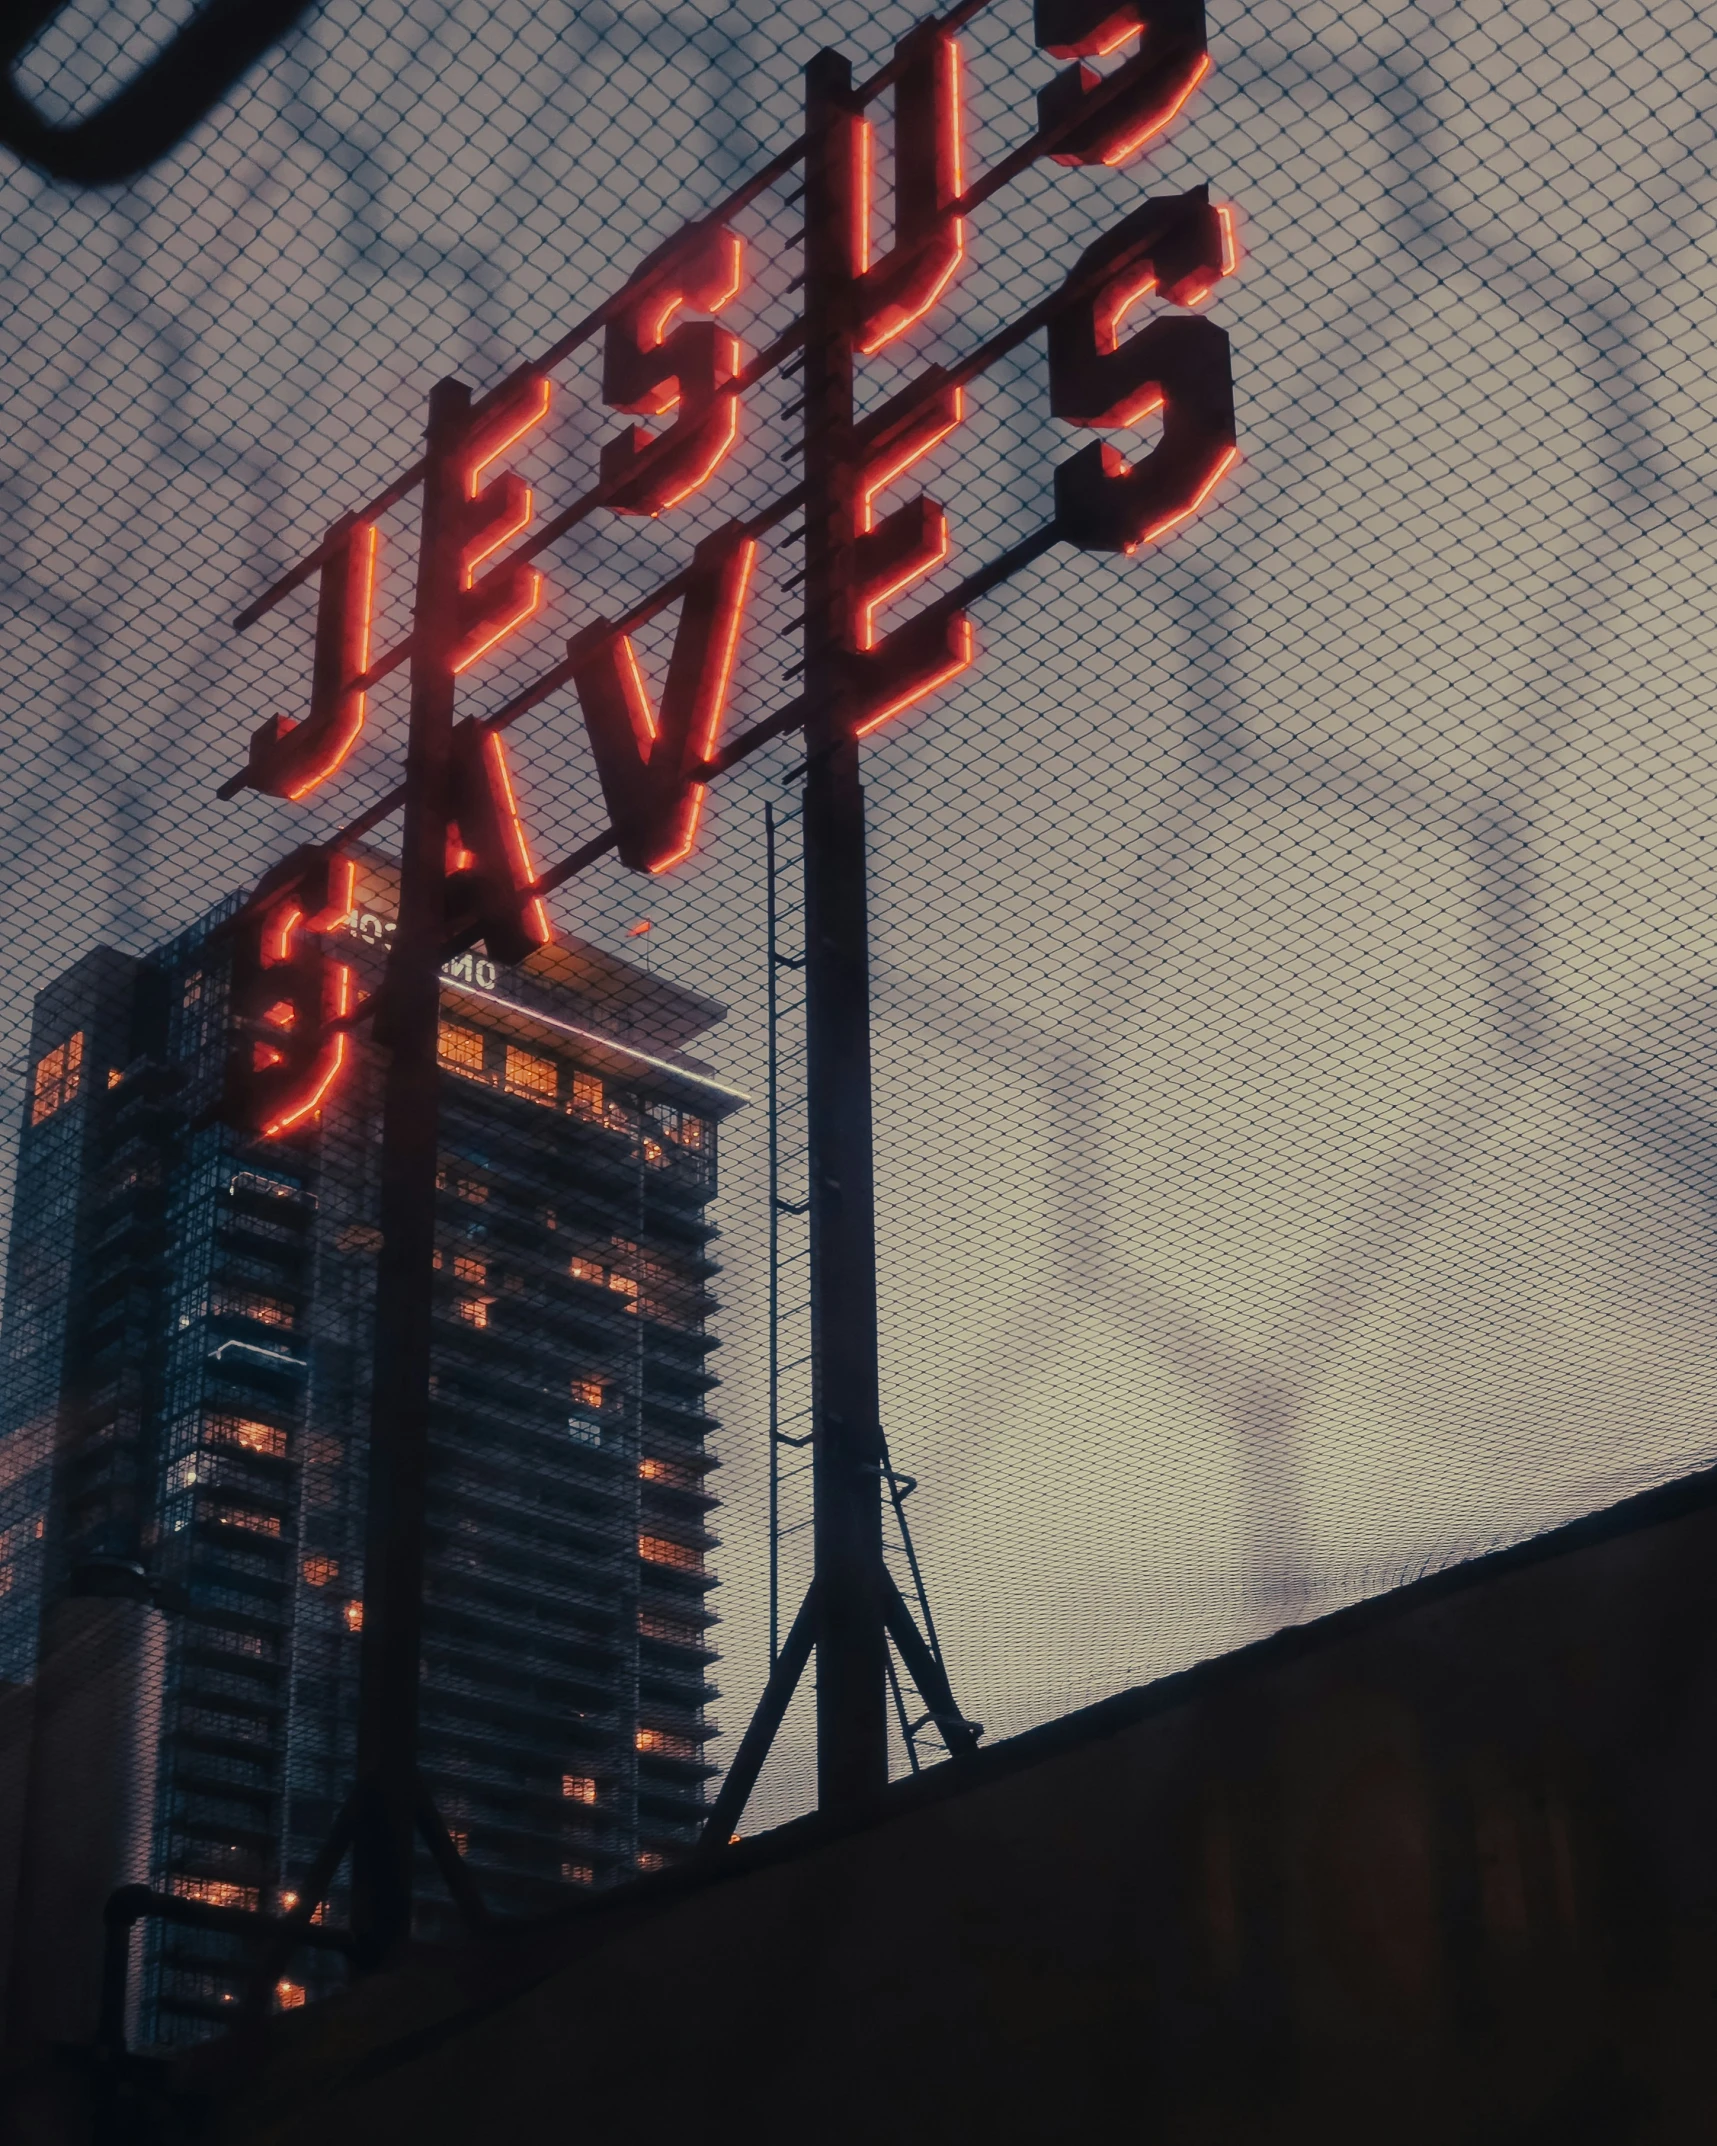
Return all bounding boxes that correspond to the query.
[3,0,1716,1827]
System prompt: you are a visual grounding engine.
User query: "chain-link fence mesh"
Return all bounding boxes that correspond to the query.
[2,0,1715,2050]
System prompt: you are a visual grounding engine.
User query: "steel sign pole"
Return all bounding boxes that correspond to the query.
[800,49,890,1814]
[349,376,468,1957]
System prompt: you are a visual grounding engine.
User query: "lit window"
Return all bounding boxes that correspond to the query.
[637,1852,665,1872]
[206,1415,289,1459]
[569,1256,604,1286]
[454,1297,489,1328]
[561,1775,597,1804]
[569,1070,603,1119]
[276,1980,306,2010]
[680,1114,707,1152]
[302,1557,338,1588]
[639,1613,703,1645]
[344,1600,363,1632]
[438,1022,486,1076]
[230,1169,308,1205]
[453,1254,486,1285]
[561,1862,594,1886]
[212,1289,296,1330]
[608,1242,639,1300]
[30,1032,84,1126]
[211,1503,281,1536]
[635,1728,698,1759]
[638,1535,704,1572]
[640,1456,696,1488]
[571,1377,604,1410]
[505,1045,558,1105]
[172,1877,259,1911]
[643,1136,668,1168]
[437,1167,489,1203]
[107,1068,122,1089]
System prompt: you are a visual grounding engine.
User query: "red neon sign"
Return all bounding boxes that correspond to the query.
[853,379,966,651]
[840,374,975,730]
[1048,189,1232,420]
[241,517,378,800]
[600,227,746,516]
[445,722,555,963]
[852,25,967,355]
[1034,0,1210,168]
[1047,188,1235,552]
[814,21,979,738]
[567,524,757,874]
[223,848,355,1138]
[1052,311,1234,552]
[853,608,976,738]
[449,374,551,673]
[224,0,1244,1140]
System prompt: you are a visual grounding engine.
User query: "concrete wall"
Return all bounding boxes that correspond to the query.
[189,1464,1717,2146]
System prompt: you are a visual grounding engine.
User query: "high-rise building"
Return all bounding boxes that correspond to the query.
[0,850,740,2047]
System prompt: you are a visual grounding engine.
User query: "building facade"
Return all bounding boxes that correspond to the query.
[0,851,739,2046]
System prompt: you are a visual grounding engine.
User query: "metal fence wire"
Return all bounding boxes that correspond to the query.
[3,0,1717,2052]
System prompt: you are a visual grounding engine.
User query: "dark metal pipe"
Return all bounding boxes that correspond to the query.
[766,801,783,1668]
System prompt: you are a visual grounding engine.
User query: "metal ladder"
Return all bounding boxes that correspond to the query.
[765,802,814,1670]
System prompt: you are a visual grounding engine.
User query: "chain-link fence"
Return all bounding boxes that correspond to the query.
[2,0,1715,2053]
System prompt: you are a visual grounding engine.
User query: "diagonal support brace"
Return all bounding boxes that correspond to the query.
[699,1580,819,1851]
[880,1573,982,1756]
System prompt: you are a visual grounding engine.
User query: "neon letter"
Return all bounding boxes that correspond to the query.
[567,525,756,873]
[241,517,378,800]
[1047,189,1233,424]
[851,375,963,650]
[852,26,967,355]
[1052,313,1235,553]
[846,372,973,733]
[445,722,554,964]
[599,227,745,517]
[450,375,552,674]
[1035,0,1209,169]
[224,848,355,1138]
